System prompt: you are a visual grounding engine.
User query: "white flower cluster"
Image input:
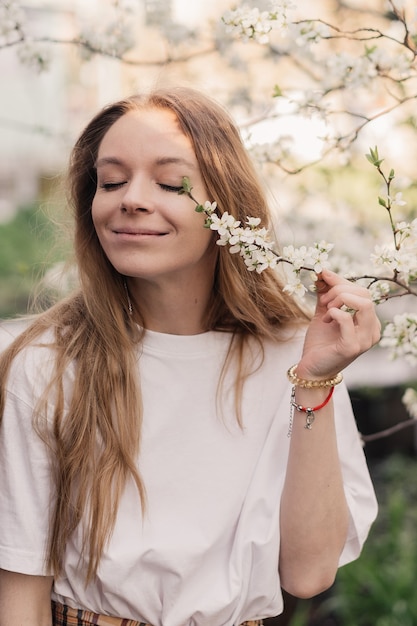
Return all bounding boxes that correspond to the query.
[0,1,51,72]
[380,313,417,365]
[402,388,417,420]
[370,218,417,288]
[198,200,332,294]
[282,241,334,296]
[17,38,52,72]
[78,1,139,60]
[249,137,293,164]
[0,0,25,43]
[80,17,135,59]
[367,47,412,79]
[202,202,277,272]
[322,47,413,91]
[289,88,328,121]
[222,1,296,44]
[291,20,330,46]
[367,280,390,304]
[325,52,378,90]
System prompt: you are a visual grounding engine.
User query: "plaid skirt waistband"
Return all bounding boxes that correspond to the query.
[51,601,263,626]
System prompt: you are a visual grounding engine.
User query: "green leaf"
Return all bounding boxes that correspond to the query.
[378,196,387,208]
[272,84,283,98]
[365,44,377,57]
[366,146,384,168]
[181,176,193,195]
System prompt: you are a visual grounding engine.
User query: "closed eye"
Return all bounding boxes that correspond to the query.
[158,183,183,193]
[100,182,127,190]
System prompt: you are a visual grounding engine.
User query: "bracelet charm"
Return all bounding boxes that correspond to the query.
[288,386,334,435]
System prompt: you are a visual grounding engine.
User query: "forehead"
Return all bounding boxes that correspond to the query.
[97,108,195,161]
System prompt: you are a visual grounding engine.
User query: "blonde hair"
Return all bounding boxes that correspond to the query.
[0,86,309,581]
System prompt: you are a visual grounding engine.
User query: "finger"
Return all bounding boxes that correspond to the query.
[314,272,328,294]
[323,303,381,348]
[316,272,371,307]
[323,291,373,313]
[317,268,353,288]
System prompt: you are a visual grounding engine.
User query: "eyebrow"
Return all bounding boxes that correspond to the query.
[94,156,197,169]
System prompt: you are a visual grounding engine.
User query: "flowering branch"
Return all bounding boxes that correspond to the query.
[181,141,417,430]
[180,176,333,297]
[221,1,417,174]
[362,147,417,303]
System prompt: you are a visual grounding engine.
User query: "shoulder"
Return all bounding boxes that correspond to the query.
[0,318,59,404]
[0,318,34,352]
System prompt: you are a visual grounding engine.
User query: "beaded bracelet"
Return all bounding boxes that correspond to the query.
[287,363,343,388]
[288,386,334,436]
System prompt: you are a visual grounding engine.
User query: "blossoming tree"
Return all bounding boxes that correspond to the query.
[1,0,416,434]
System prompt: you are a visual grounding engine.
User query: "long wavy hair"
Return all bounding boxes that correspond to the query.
[0,86,309,581]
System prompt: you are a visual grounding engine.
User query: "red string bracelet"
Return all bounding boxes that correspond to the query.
[288,386,335,435]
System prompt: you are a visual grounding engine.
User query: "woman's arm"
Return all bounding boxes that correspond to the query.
[279,388,349,597]
[279,269,381,598]
[0,569,53,626]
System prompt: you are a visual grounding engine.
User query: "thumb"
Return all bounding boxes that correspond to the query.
[314,272,330,313]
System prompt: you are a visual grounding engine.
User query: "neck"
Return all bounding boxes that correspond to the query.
[127,277,214,335]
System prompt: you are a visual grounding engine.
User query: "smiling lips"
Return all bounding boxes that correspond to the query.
[113,227,168,237]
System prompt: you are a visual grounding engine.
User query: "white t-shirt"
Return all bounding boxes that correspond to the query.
[0,320,377,626]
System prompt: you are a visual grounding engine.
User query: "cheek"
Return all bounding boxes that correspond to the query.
[91,198,104,230]
[196,226,217,257]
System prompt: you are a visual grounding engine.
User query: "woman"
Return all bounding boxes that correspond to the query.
[0,86,380,626]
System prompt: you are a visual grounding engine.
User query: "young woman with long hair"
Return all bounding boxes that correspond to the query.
[0,86,380,626]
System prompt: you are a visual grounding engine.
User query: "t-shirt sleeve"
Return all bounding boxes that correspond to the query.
[0,350,55,575]
[333,382,378,566]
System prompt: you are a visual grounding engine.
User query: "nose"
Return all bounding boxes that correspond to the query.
[120,178,155,214]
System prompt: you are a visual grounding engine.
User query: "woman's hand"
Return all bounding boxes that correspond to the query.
[297,269,381,380]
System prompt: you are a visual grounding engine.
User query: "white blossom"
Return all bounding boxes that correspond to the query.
[209,212,241,240]
[282,244,308,270]
[80,17,135,59]
[389,192,407,207]
[17,39,52,72]
[249,137,293,164]
[282,241,333,273]
[324,52,378,90]
[402,388,417,420]
[111,0,138,13]
[290,89,328,120]
[282,273,308,297]
[203,201,217,215]
[222,1,296,44]
[291,20,330,46]
[246,217,261,227]
[370,244,396,270]
[244,247,278,273]
[367,47,412,79]
[410,218,417,238]
[0,0,25,42]
[368,280,391,303]
[306,240,334,273]
[380,313,417,365]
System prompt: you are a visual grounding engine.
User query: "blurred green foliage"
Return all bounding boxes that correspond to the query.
[330,454,417,626]
[0,204,66,318]
[271,454,417,626]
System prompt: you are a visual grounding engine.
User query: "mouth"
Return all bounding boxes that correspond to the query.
[113,228,168,237]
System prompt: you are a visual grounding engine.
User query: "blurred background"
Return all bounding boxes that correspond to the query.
[1,0,416,623]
